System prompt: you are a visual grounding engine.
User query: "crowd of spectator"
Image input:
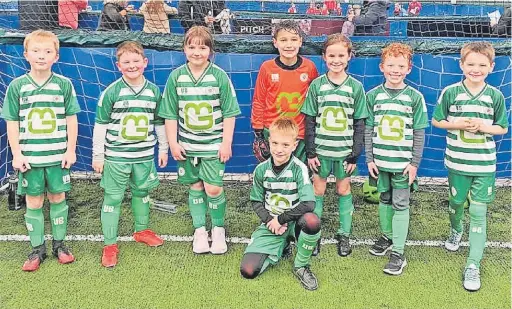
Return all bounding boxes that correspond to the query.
[14,0,512,37]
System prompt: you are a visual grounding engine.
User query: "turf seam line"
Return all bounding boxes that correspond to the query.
[0,234,510,249]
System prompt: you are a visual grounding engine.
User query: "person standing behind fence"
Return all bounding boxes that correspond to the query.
[178,0,226,34]
[351,0,389,35]
[97,0,133,31]
[140,0,178,34]
[58,0,88,29]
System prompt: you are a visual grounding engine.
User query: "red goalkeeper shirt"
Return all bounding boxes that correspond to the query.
[251,56,318,139]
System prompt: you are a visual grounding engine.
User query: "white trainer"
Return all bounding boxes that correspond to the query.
[445,229,463,252]
[210,226,228,254]
[192,227,210,254]
[463,264,481,292]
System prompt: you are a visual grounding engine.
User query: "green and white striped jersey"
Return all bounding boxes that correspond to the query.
[433,82,508,176]
[250,156,315,217]
[365,84,428,172]
[158,62,241,157]
[95,78,164,163]
[1,73,80,167]
[301,74,368,159]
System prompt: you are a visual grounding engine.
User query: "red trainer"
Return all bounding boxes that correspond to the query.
[102,244,119,268]
[133,229,164,247]
[22,256,42,272]
[52,241,75,264]
[22,246,47,272]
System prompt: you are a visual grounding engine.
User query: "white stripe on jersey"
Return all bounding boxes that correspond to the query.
[21,94,64,106]
[445,160,496,173]
[177,74,217,83]
[315,138,354,147]
[375,158,409,170]
[28,154,63,164]
[178,122,223,133]
[372,137,413,147]
[373,103,411,115]
[112,100,157,109]
[396,94,413,102]
[178,110,223,122]
[264,169,293,178]
[318,104,354,115]
[176,87,220,96]
[445,148,496,162]
[110,112,155,121]
[19,106,65,118]
[106,148,154,158]
[373,148,413,159]
[21,142,67,152]
[118,88,156,98]
[106,138,156,149]
[20,83,62,93]
[292,157,310,184]
[317,149,351,158]
[448,105,494,115]
[319,94,354,105]
[180,141,220,152]
[178,130,223,141]
[20,130,66,140]
[316,127,354,137]
[178,99,220,108]
[319,84,353,93]
[263,181,298,190]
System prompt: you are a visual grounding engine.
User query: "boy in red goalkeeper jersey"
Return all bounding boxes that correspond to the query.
[251,20,319,163]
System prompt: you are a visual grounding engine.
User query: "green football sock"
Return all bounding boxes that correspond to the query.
[101,193,123,245]
[208,191,226,227]
[25,207,45,247]
[467,202,487,268]
[448,200,464,234]
[294,230,321,268]
[392,208,410,255]
[131,193,150,232]
[378,202,394,239]
[50,200,68,241]
[189,189,207,229]
[337,194,353,237]
[314,195,324,218]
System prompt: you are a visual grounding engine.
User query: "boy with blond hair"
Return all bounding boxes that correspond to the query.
[240,118,321,291]
[92,41,169,268]
[365,43,428,275]
[432,42,508,291]
[1,30,80,271]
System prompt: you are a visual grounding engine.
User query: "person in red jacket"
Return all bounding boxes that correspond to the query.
[251,20,319,163]
[59,0,88,29]
[407,0,422,16]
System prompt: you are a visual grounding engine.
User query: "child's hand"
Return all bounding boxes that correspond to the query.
[170,143,186,161]
[367,161,379,179]
[61,150,76,169]
[344,162,356,175]
[218,141,232,163]
[403,164,417,185]
[467,118,483,133]
[13,154,31,172]
[92,161,104,174]
[266,217,282,235]
[158,152,168,168]
[277,223,288,235]
[308,156,321,173]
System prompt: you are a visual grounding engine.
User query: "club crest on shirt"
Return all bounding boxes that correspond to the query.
[123,100,129,108]
[300,73,309,82]
[271,74,279,82]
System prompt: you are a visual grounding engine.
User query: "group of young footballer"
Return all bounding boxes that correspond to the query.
[1,20,508,293]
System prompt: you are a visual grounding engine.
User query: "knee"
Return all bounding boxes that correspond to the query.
[131,190,149,198]
[313,177,326,196]
[190,181,204,191]
[47,192,65,204]
[26,195,44,209]
[298,212,321,235]
[469,202,487,220]
[240,261,261,279]
[380,191,392,205]
[336,181,351,196]
[104,192,124,207]
[391,189,410,211]
[204,184,223,197]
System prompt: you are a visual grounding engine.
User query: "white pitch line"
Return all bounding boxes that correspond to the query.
[0,234,510,249]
